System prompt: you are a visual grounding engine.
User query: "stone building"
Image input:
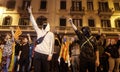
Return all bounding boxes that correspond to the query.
[0,0,120,38]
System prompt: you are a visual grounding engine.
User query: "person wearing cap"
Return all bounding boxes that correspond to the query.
[68,18,99,72]
[28,7,54,72]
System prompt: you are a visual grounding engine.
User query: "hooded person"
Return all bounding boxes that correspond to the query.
[68,18,99,72]
[81,26,91,37]
[28,7,54,72]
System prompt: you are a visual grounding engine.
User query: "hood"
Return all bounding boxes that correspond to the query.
[81,26,91,37]
[42,23,50,32]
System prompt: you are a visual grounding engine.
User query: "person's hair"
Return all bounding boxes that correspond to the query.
[22,36,28,40]
[5,33,12,38]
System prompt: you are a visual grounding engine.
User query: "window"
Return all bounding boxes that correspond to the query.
[114,3,120,11]
[115,19,120,28]
[2,16,12,25]
[60,0,66,9]
[98,2,109,12]
[88,19,95,27]
[22,0,31,10]
[73,19,82,27]
[19,18,29,25]
[60,18,66,26]
[101,19,111,31]
[87,1,93,11]
[36,16,47,26]
[6,0,16,10]
[40,0,47,10]
[71,1,82,11]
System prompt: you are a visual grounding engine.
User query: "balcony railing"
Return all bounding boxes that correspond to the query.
[0,25,119,35]
[98,8,114,16]
[70,7,85,16]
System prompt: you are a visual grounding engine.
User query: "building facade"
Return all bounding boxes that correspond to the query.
[0,0,120,37]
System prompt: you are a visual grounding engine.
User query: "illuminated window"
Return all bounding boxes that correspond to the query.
[36,16,47,26]
[60,0,66,9]
[2,16,12,25]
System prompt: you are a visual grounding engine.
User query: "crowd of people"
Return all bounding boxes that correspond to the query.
[0,7,119,72]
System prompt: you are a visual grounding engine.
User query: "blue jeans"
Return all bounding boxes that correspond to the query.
[3,57,10,72]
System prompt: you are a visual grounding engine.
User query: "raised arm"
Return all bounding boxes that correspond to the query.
[68,18,77,31]
[28,6,40,32]
[27,33,32,44]
[68,18,83,41]
[10,27,15,41]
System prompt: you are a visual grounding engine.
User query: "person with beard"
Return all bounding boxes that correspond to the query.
[68,18,99,72]
[28,6,54,72]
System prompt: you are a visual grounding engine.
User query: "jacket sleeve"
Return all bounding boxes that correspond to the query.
[29,13,41,35]
[49,32,55,56]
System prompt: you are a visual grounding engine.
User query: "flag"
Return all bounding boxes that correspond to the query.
[8,43,15,71]
[9,27,22,71]
[14,27,22,40]
[59,41,70,63]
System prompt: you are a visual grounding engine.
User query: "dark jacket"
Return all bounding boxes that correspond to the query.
[105,44,119,58]
[75,30,98,60]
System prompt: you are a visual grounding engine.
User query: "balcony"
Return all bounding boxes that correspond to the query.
[70,7,85,16]
[98,8,114,17]
[0,25,119,37]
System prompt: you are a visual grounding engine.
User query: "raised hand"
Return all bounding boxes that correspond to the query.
[27,33,30,37]
[10,27,14,31]
[68,18,77,30]
[28,6,32,14]
[68,18,73,24]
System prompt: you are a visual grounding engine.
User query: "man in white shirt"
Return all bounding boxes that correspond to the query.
[28,6,54,72]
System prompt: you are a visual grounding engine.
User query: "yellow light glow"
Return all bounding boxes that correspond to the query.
[0,6,4,15]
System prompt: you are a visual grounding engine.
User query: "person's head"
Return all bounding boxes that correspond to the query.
[42,22,50,32]
[81,26,91,37]
[62,35,67,43]
[110,39,116,45]
[22,37,28,44]
[5,33,12,40]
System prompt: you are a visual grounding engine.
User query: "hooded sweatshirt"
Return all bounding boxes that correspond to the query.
[30,14,54,56]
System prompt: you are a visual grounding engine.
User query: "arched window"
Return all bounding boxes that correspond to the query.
[2,16,12,25]
[36,16,47,26]
[18,18,30,25]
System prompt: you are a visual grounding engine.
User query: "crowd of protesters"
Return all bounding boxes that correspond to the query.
[0,7,119,72]
[0,28,119,72]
